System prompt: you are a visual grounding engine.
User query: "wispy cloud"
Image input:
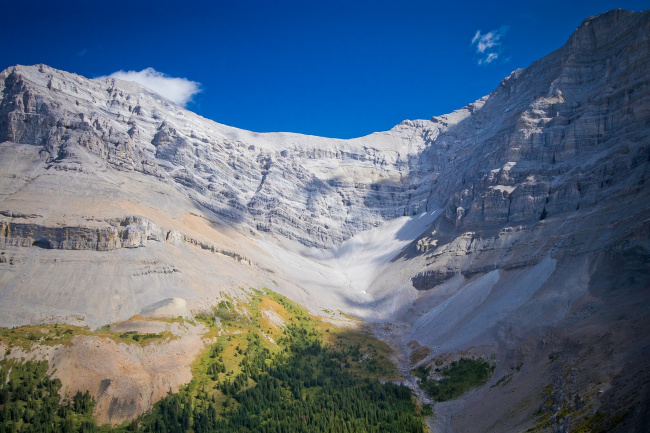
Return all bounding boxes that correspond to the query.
[77,49,87,57]
[100,68,201,107]
[471,27,508,65]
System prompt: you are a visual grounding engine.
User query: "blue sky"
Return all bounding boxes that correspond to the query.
[2,1,647,138]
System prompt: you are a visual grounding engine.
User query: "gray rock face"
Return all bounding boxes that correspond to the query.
[0,214,252,268]
[0,216,165,250]
[2,11,647,254]
[406,9,650,289]
[0,65,429,248]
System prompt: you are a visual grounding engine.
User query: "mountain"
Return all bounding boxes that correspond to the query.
[1,8,649,432]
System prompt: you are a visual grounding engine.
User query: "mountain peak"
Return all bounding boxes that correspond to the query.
[567,8,649,53]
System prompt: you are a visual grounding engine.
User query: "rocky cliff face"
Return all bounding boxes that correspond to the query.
[0,8,649,432]
[406,9,650,289]
[1,11,647,254]
[0,64,431,248]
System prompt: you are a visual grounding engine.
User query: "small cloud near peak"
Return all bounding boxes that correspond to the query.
[471,26,508,65]
[100,68,201,107]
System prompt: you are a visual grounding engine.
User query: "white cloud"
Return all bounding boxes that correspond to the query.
[101,68,201,107]
[471,27,507,65]
[481,52,499,65]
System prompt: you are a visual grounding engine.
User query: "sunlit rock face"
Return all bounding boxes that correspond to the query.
[0,8,647,325]
[0,62,427,249]
[1,11,646,255]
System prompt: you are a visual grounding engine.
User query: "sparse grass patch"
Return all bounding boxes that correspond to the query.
[527,412,553,431]
[492,373,513,388]
[0,319,180,354]
[410,345,431,365]
[326,327,400,381]
[0,324,93,349]
[567,409,630,433]
[94,324,111,333]
[114,330,170,344]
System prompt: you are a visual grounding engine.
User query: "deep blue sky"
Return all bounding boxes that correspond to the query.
[2,1,647,138]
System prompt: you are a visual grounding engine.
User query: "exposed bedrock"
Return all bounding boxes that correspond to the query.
[0,215,253,266]
[2,12,647,252]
